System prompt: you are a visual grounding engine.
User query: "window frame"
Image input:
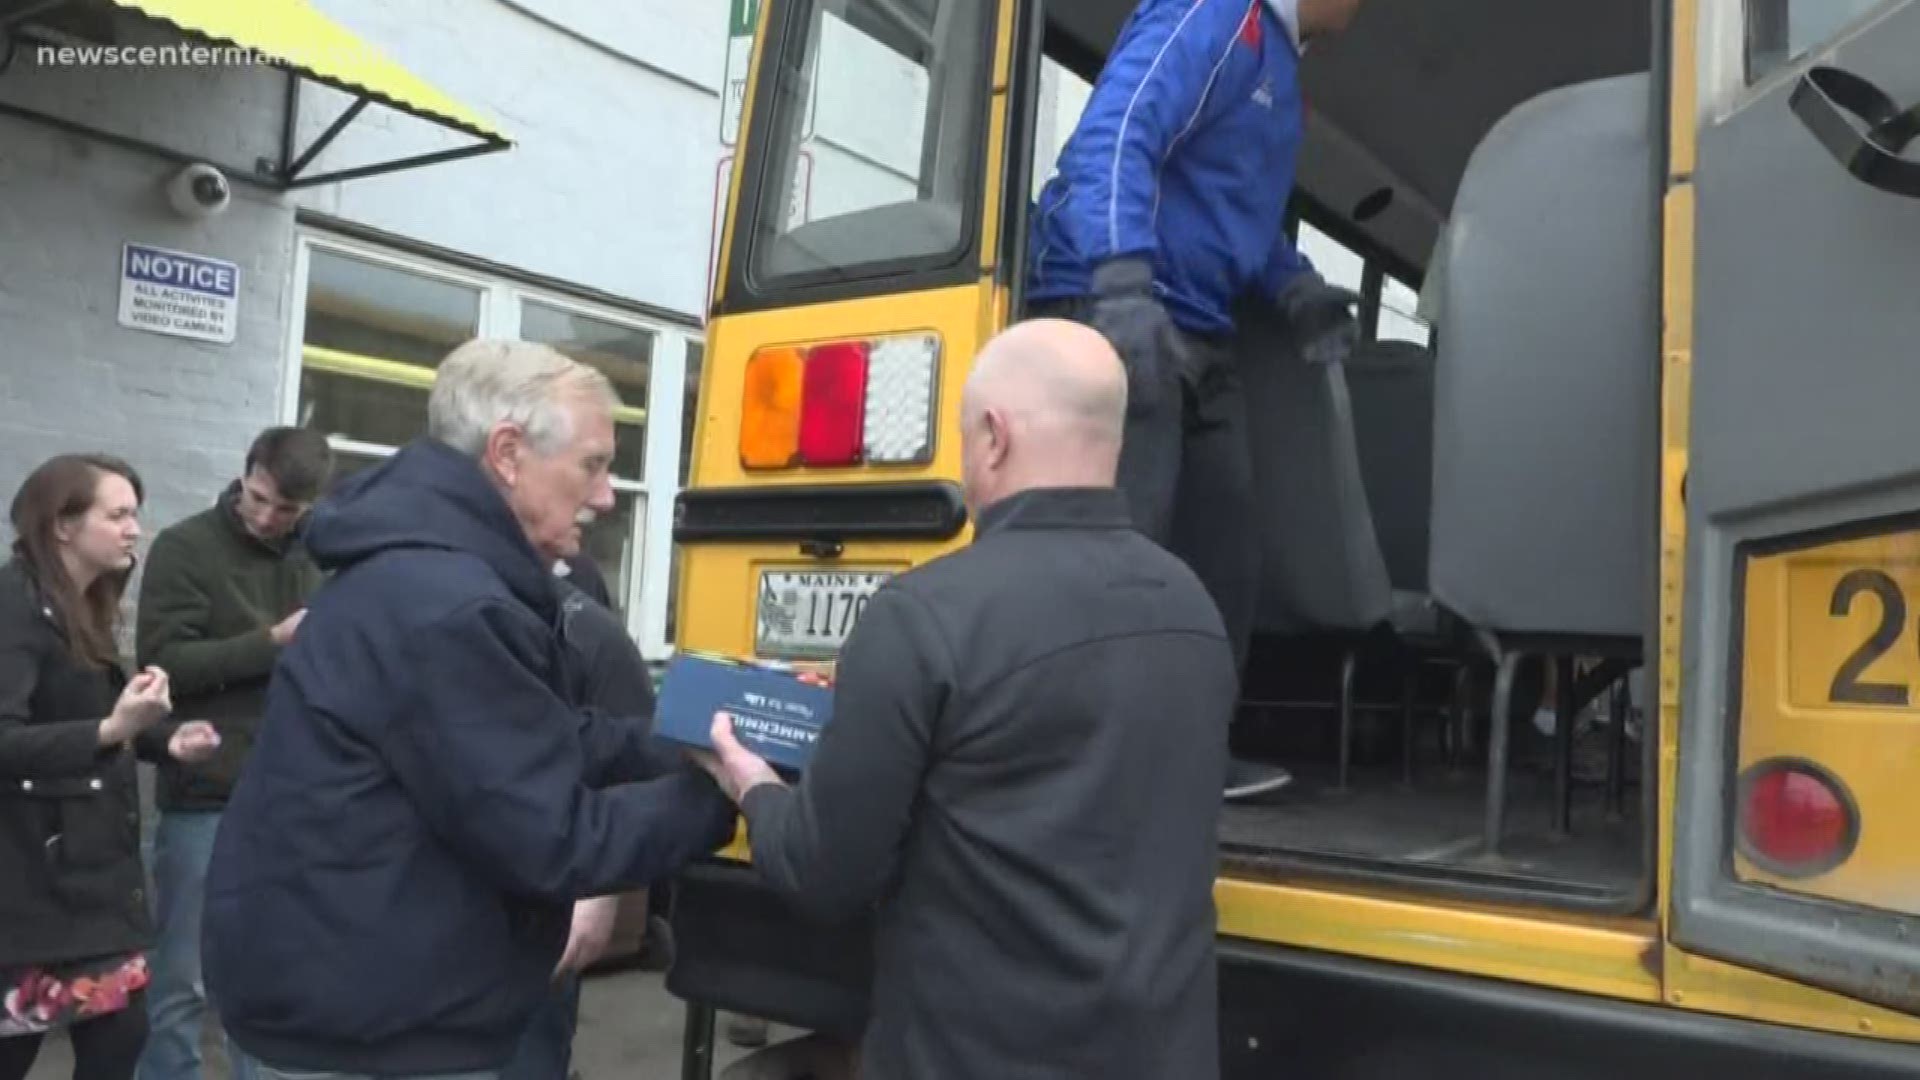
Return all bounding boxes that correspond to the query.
[717,0,1004,315]
[284,229,700,661]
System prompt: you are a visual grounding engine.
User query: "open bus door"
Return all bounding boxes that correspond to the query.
[1669,0,1920,1030]
[670,0,1920,1075]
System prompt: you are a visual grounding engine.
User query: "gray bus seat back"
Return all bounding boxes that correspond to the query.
[1237,307,1394,635]
[1345,340,1437,595]
[1426,72,1659,640]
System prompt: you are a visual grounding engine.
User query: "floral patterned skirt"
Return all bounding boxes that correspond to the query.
[0,954,148,1038]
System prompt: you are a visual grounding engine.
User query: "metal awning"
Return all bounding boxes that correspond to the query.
[0,0,511,188]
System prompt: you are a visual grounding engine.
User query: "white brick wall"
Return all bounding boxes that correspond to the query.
[300,0,729,318]
[0,82,294,557]
[0,0,735,554]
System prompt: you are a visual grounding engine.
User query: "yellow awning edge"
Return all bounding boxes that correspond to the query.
[106,0,509,147]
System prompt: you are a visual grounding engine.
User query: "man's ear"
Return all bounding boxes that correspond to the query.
[984,407,1013,470]
[484,422,525,486]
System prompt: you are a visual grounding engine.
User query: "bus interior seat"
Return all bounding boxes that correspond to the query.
[1238,308,1456,787]
[1343,338,1478,782]
[1344,339,1440,634]
[1423,71,1660,851]
[1239,305,1393,641]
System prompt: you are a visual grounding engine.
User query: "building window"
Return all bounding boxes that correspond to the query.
[288,232,701,658]
[520,300,656,479]
[299,248,485,449]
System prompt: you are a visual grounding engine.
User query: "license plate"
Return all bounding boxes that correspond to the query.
[756,569,893,659]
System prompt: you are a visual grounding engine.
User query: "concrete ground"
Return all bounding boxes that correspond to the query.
[23,967,786,1079]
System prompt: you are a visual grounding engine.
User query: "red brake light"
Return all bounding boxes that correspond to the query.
[1738,760,1858,878]
[798,342,869,466]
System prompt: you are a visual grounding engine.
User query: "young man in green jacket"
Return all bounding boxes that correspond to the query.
[134,427,333,1080]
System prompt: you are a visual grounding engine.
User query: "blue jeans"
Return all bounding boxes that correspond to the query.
[136,810,262,1080]
[501,976,580,1080]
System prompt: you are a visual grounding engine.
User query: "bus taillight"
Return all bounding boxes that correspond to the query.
[798,342,870,466]
[740,346,805,468]
[740,334,940,470]
[1737,759,1859,878]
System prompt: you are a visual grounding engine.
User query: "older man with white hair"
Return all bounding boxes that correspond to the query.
[201,340,734,1080]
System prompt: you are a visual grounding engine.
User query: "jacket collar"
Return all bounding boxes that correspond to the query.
[974,487,1132,537]
[1262,0,1303,52]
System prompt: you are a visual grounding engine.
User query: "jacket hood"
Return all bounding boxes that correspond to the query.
[302,438,557,619]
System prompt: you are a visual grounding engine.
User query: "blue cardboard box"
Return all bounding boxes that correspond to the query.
[654,652,834,772]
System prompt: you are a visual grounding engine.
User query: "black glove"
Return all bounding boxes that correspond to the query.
[1085,256,1176,417]
[1277,272,1363,366]
[1088,256,1171,330]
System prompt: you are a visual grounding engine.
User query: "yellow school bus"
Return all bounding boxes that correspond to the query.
[664,1,1920,1075]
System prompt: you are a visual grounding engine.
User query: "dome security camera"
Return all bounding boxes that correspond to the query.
[167,162,231,220]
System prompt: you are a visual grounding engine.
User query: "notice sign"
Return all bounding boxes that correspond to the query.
[117,242,239,345]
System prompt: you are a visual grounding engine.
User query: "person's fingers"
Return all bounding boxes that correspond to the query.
[711,712,754,761]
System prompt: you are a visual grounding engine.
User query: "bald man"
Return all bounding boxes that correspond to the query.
[700,320,1238,1080]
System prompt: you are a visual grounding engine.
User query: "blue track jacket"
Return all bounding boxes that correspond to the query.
[1026,0,1315,336]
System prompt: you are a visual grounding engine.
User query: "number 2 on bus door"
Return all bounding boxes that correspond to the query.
[1828,568,1914,706]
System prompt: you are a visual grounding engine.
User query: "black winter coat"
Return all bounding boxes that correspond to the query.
[741,487,1237,1080]
[0,560,161,967]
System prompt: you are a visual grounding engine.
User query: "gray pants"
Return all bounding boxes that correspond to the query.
[253,1066,499,1080]
[1026,298,1260,672]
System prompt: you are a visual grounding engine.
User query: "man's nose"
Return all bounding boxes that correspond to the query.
[588,475,616,514]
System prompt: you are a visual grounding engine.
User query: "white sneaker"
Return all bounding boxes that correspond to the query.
[1225,758,1293,801]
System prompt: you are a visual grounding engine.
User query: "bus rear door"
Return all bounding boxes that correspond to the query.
[1670,0,1920,1038]
[679,0,1036,665]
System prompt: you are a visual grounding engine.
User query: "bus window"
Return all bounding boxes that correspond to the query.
[1294,220,1367,296]
[1376,275,1430,347]
[739,0,994,292]
[1030,58,1093,202]
[1745,0,1885,83]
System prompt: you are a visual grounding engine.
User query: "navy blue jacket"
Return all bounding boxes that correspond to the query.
[1026,0,1314,336]
[202,437,733,1076]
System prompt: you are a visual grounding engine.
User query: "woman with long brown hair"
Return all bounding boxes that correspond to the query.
[0,454,220,1080]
